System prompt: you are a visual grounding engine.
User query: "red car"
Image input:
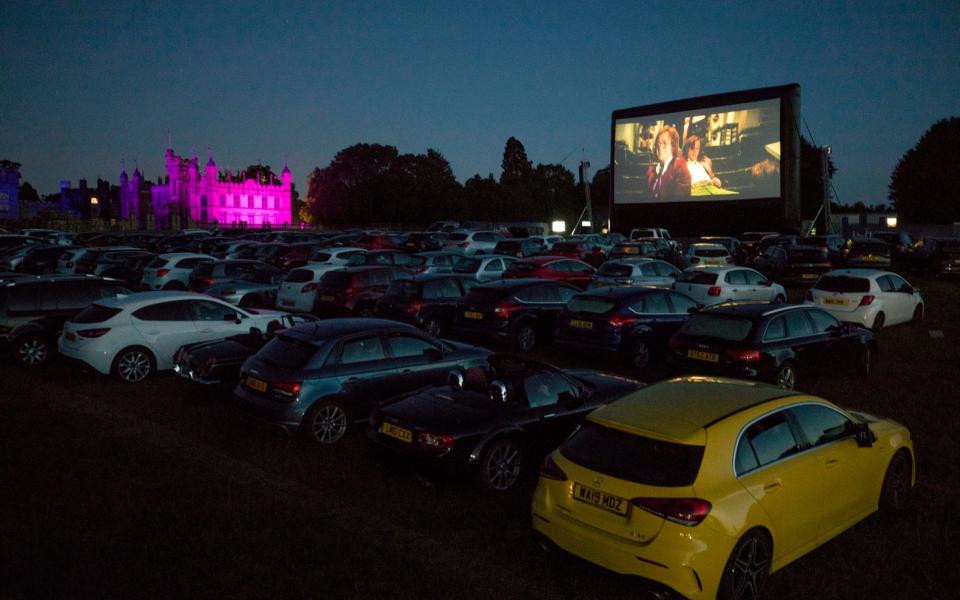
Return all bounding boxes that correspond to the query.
[549,240,607,268]
[502,256,595,289]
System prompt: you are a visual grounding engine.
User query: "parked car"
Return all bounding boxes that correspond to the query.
[628,227,676,251]
[187,259,281,294]
[141,253,214,290]
[667,303,877,388]
[356,232,406,251]
[533,377,913,600]
[803,234,846,267]
[415,251,465,275]
[402,232,448,253]
[235,319,491,444]
[555,287,699,371]
[527,235,563,251]
[0,275,132,366]
[698,236,746,264]
[492,238,545,258]
[374,274,477,336]
[58,291,288,383]
[678,243,734,269]
[588,259,679,289]
[754,245,832,285]
[370,354,643,491]
[345,250,427,273]
[870,230,914,264]
[277,264,363,313]
[73,246,141,275]
[311,266,411,317]
[307,246,366,266]
[673,266,786,306]
[608,241,659,261]
[0,244,73,274]
[503,257,596,289]
[550,240,606,268]
[272,242,328,271]
[453,279,579,352]
[99,253,156,288]
[804,269,925,330]
[444,230,506,255]
[206,268,285,309]
[632,237,679,264]
[740,231,780,258]
[451,255,517,282]
[90,249,155,277]
[845,239,892,269]
[901,237,960,276]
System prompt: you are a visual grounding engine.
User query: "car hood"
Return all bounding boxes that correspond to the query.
[563,369,645,402]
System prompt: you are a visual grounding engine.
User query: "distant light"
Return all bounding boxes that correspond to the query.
[89,197,99,205]
[551,220,566,233]
[581,220,591,228]
[886,217,897,228]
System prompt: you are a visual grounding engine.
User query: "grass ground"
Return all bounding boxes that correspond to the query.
[1,275,958,599]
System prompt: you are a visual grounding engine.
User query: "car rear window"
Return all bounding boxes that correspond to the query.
[319,271,353,287]
[72,303,123,324]
[257,335,318,369]
[285,269,314,283]
[598,263,633,277]
[560,423,704,487]
[789,248,826,262]
[678,271,718,285]
[566,296,619,314]
[147,257,169,268]
[453,259,480,273]
[680,314,754,341]
[814,276,870,293]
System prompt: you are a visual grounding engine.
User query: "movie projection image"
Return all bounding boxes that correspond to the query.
[614,98,781,204]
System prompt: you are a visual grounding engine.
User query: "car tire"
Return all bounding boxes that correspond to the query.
[717,529,772,600]
[239,295,262,309]
[773,294,786,304]
[423,317,442,338]
[17,334,50,366]
[879,449,912,515]
[163,281,185,291]
[774,361,797,390]
[477,437,524,492]
[514,324,537,353]
[302,400,349,445]
[912,304,924,324]
[872,312,885,331]
[631,341,651,371]
[112,346,155,383]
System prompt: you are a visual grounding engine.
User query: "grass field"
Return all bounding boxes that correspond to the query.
[1,276,958,599]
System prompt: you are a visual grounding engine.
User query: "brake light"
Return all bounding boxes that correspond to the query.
[609,315,638,329]
[302,283,318,293]
[76,328,111,338]
[205,278,215,286]
[859,295,875,306]
[156,269,170,277]
[539,454,567,482]
[629,497,712,526]
[707,286,721,296]
[725,349,761,362]
[406,301,424,314]
[690,256,700,264]
[270,382,301,401]
[493,300,521,318]
[416,431,454,450]
[804,289,813,301]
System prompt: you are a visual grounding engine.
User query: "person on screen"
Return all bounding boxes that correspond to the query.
[684,135,722,188]
[646,126,691,199]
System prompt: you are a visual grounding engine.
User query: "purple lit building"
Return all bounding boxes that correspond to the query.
[120,147,292,228]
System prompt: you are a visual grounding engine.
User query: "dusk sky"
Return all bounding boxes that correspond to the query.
[2,1,958,206]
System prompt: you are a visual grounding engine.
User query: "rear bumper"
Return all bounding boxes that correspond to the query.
[234,386,305,431]
[57,336,115,375]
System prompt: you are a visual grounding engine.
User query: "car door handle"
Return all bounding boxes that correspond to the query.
[542,413,557,419]
[763,481,781,492]
[825,458,840,468]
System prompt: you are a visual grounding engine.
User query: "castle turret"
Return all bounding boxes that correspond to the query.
[281,160,292,188]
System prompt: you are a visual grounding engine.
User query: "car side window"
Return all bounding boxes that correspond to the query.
[653,262,678,277]
[556,286,577,303]
[808,309,839,334]
[790,404,852,448]
[387,333,438,358]
[877,276,895,292]
[763,315,787,341]
[538,285,562,303]
[737,411,802,475]
[784,310,815,337]
[438,278,463,298]
[887,274,909,291]
[522,372,575,409]
[190,300,240,322]
[725,270,747,285]
[639,263,658,277]
[641,292,670,314]
[484,259,503,272]
[338,335,387,365]
[743,270,767,285]
[133,300,192,321]
[667,292,698,314]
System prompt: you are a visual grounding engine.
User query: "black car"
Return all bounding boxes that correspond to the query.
[0,275,132,366]
[403,232,448,253]
[369,354,643,491]
[174,313,319,388]
[312,266,412,316]
[374,274,478,336]
[1,244,72,274]
[753,245,832,285]
[235,319,491,444]
[667,303,876,389]
[845,239,892,269]
[803,234,846,267]
[901,237,960,276]
[555,287,699,371]
[452,279,580,352]
[99,253,156,288]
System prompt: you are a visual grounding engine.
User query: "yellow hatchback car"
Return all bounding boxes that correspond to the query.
[531,376,914,600]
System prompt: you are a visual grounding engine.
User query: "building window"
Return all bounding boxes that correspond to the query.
[219,194,225,207]
[254,195,261,209]
[241,195,247,208]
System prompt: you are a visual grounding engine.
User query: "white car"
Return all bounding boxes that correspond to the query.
[306,246,365,266]
[58,291,288,383]
[628,227,678,250]
[589,258,680,289]
[141,253,214,290]
[678,243,734,268]
[528,235,564,251]
[451,255,517,281]
[416,251,464,274]
[276,264,349,312]
[804,269,924,330]
[673,266,786,306]
[444,230,505,256]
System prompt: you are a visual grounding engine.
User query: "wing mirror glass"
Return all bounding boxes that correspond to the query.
[489,380,508,404]
[447,370,464,390]
[853,421,874,448]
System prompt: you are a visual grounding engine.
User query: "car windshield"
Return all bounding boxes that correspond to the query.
[561,423,705,486]
[678,271,718,285]
[814,276,870,293]
[680,314,754,341]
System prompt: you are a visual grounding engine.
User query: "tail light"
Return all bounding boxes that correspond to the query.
[416,431,454,451]
[302,283,318,293]
[156,268,170,277]
[859,295,875,306]
[609,315,638,329]
[493,300,521,319]
[77,328,111,338]
[690,256,700,264]
[725,349,761,362]
[270,382,301,401]
[204,278,215,286]
[539,454,568,482]
[630,498,711,526]
[406,301,424,314]
[804,289,813,301]
[707,286,721,296]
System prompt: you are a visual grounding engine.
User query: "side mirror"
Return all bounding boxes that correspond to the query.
[688,305,701,314]
[558,390,582,407]
[447,370,464,390]
[853,421,874,448]
[489,380,508,404]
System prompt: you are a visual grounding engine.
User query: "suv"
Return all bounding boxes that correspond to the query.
[0,276,132,365]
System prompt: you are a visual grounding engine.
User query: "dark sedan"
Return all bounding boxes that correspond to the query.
[374,274,477,336]
[502,256,595,289]
[369,354,643,491]
[235,319,491,444]
[667,303,876,389]
[555,287,699,371]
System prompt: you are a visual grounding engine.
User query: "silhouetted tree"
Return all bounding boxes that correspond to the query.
[462,174,503,221]
[0,159,21,171]
[18,181,40,202]
[890,117,960,224]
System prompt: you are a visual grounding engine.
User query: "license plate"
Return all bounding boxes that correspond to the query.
[802,273,818,279]
[245,376,268,392]
[282,299,295,306]
[464,310,483,320]
[320,295,335,302]
[572,483,630,516]
[570,319,593,330]
[823,298,848,306]
[380,422,413,443]
[704,260,721,266]
[65,332,76,342]
[687,349,719,362]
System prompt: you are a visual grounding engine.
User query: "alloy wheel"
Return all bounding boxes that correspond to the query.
[776,364,796,389]
[483,440,522,491]
[730,535,770,600]
[309,403,348,444]
[632,342,650,370]
[517,327,536,352]
[424,318,442,337]
[118,350,151,383]
[18,337,48,365]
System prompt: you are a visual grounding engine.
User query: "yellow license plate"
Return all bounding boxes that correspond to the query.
[802,273,818,279]
[464,311,483,320]
[380,422,413,443]
[570,319,593,329]
[687,349,719,362]
[572,483,630,516]
[704,260,721,266]
[245,376,268,392]
[823,298,848,306]
[65,331,76,341]
[320,295,335,302]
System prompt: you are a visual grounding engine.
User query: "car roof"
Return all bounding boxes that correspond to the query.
[701,301,799,318]
[823,268,886,278]
[587,376,802,445]
[158,252,214,260]
[94,290,221,308]
[282,318,417,342]
[576,286,664,300]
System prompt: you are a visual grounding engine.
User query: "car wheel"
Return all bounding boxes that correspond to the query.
[879,449,912,515]
[631,341,651,371]
[872,312,885,331]
[163,281,185,291]
[859,343,875,376]
[302,400,348,445]
[774,361,797,390]
[773,294,786,304]
[239,295,262,309]
[718,529,771,600]
[112,346,154,383]
[478,438,524,492]
[17,334,50,366]
[912,304,924,324]
[514,324,537,352]
[423,317,442,338]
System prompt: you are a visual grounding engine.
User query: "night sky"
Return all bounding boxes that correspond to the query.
[2,1,958,206]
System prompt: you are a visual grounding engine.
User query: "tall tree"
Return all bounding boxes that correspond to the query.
[890,117,960,224]
[18,181,40,202]
[500,137,532,185]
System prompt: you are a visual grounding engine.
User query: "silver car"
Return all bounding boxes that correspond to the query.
[444,230,505,256]
[451,255,517,281]
[417,251,465,274]
[589,259,680,289]
[141,252,215,290]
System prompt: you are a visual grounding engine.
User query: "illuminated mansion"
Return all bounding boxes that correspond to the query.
[120,147,292,227]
